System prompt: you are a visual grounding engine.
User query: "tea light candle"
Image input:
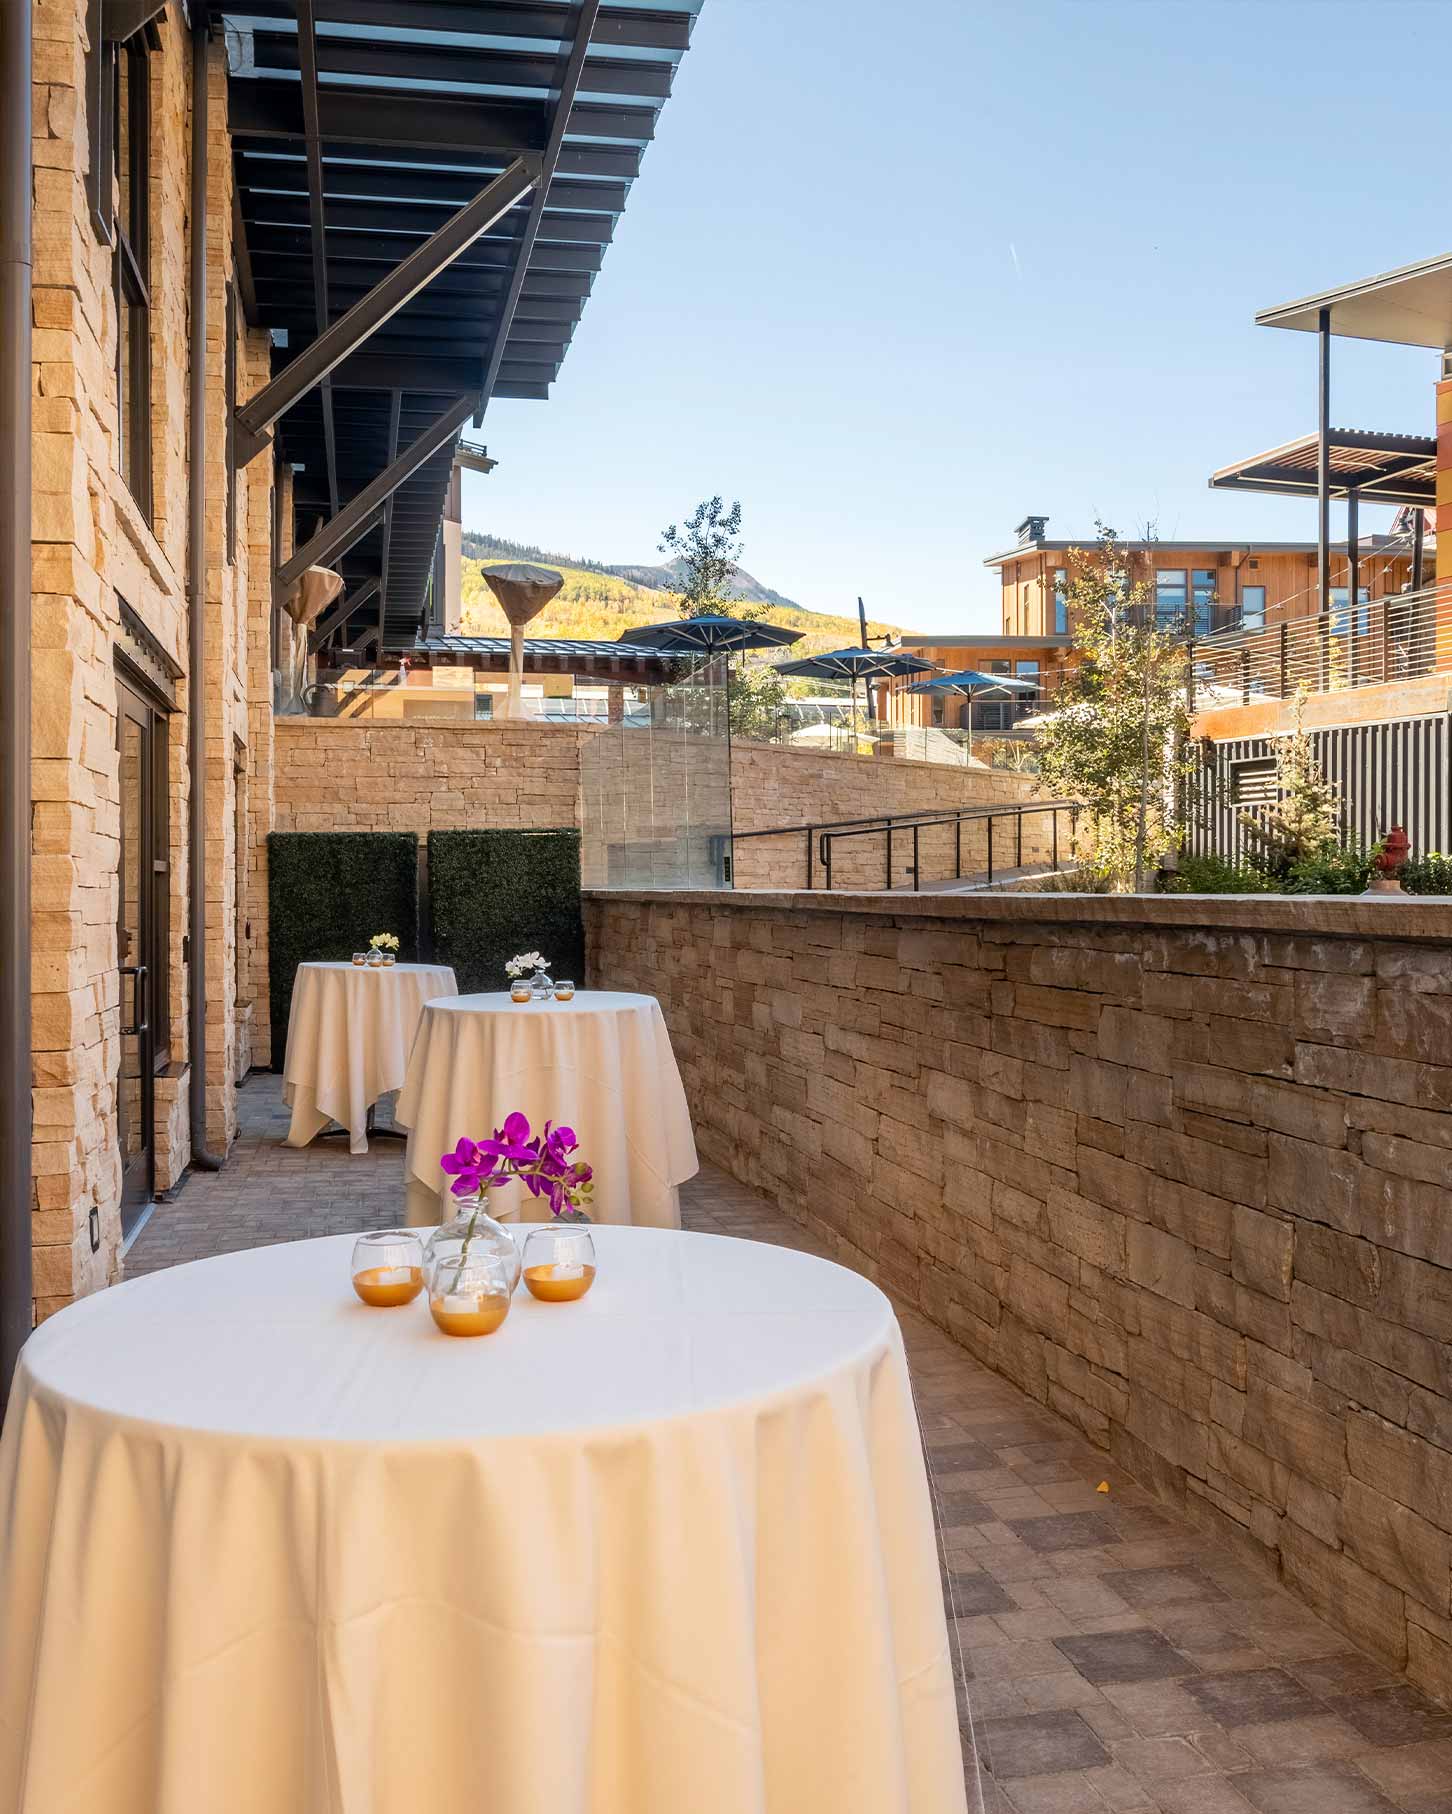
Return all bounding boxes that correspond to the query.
[352,1264,424,1307]
[430,1291,511,1337]
[524,1262,596,1303]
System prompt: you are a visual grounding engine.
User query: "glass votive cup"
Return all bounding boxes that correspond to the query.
[428,1249,515,1337]
[510,980,532,1003]
[366,949,384,967]
[522,1224,596,1302]
[351,1230,425,1307]
[553,979,576,1002]
[351,952,367,967]
[382,952,396,966]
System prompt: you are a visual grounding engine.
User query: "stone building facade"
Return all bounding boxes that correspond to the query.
[30,0,274,1312]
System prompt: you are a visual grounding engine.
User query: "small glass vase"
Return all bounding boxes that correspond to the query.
[529,971,554,1000]
[523,1223,596,1302]
[424,1194,522,1297]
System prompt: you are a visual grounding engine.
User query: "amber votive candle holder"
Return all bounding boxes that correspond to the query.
[427,1250,515,1337]
[553,979,576,1002]
[523,1225,596,1302]
[510,981,532,1003]
[351,1230,425,1307]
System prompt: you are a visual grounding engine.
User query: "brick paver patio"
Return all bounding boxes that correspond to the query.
[128,1075,1452,1813]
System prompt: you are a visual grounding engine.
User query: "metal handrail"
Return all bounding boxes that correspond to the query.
[723,798,1080,891]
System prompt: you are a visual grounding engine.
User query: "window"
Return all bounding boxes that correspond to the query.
[1053,568,1068,635]
[1192,569,1216,636]
[1155,569,1188,628]
[1241,585,1267,631]
[1330,587,1371,638]
[113,34,152,516]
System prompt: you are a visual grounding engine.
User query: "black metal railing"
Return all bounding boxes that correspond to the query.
[718,799,1080,891]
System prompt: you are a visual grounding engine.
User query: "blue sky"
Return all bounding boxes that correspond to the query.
[466,0,1444,634]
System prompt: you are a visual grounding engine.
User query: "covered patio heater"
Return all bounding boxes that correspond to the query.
[481,563,565,718]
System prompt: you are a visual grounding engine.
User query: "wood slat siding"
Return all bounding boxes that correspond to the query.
[1188,712,1452,862]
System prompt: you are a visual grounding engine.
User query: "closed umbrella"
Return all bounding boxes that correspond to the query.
[773,647,935,747]
[905,669,1039,763]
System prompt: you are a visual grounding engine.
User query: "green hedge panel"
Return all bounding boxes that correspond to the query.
[267,832,420,1069]
[428,829,584,996]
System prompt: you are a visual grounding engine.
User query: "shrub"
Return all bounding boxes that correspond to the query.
[267,832,419,1067]
[1401,852,1452,896]
[1282,844,1375,895]
[429,829,584,995]
[1162,854,1274,895]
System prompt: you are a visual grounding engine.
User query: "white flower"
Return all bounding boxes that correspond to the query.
[505,950,551,978]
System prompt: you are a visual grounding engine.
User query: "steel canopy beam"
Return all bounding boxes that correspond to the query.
[233,157,537,467]
[278,394,477,587]
[378,389,402,630]
[479,0,602,420]
[229,0,693,51]
[308,575,380,656]
[297,1,339,515]
[228,80,550,155]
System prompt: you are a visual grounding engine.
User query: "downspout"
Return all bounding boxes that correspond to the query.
[0,0,33,1395]
[188,22,222,1170]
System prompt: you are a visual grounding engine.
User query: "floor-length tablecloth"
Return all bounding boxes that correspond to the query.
[394,990,697,1227]
[282,961,457,1153]
[0,1228,966,1814]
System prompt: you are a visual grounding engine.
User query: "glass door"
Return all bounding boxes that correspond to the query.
[117,681,161,1232]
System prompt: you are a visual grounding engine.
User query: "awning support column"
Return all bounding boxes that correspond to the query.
[1317,304,1331,617]
[1412,506,1426,591]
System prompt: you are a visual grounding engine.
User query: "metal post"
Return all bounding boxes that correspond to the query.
[188,25,223,1172]
[884,823,892,889]
[912,823,919,892]
[1052,810,1059,871]
[1279,621,1289,698]
[805,828,813,890]
[1347,488,1359,686]
[0,0,33,1398]
[1412,508,1426,592]
[954,816,961,879]
[1317,304,1331,618]
[987,816,994,885]
[1016,809,1023,869]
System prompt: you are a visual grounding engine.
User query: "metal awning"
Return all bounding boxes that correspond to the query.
[412,633,679,680]
[1255,252,1452,348]
[208,1,699,645]
[1209,428,1438,508]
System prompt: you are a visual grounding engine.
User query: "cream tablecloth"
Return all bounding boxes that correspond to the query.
[282,960,457,1153]
[0,1227,966,1814]
[395,990,696,1227]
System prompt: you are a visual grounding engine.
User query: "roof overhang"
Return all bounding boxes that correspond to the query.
[1209,428,1437,508]
[411,634,677,681]
[1255,252,1452,348]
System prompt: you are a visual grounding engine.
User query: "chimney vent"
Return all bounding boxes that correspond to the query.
[1016,514,1048,545]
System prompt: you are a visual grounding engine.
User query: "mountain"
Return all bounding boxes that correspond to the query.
[457,533,910,656]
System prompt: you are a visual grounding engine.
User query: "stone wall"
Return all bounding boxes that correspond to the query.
[587,887,1452,1704]
[728,741,1048,889]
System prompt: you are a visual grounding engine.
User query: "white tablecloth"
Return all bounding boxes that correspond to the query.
[395,990,697,1228]
[0,1228,965,1814]
[282,960,457,1153]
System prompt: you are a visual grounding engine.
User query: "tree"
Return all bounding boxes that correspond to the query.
[728,662,788,741]
[658,497,754,618]
[1238,687,1341,874]
[1034,524,1193,892]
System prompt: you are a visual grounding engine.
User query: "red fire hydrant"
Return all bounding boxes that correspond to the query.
[1365,825,1410,895]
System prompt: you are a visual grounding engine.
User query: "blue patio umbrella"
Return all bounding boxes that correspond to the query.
[773,646,935,743]
[905,669,1040,762]
[621,615,803,655]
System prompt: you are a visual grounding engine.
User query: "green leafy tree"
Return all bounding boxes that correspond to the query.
[658,497,752,619]
[1239,687,1341,874]
[728,663,789,741]
[1034,524,1193,892]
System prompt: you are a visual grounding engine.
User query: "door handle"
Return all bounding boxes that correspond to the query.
[119,963,149,1038]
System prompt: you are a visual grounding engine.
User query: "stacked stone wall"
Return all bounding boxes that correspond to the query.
[588,888,1452,1703]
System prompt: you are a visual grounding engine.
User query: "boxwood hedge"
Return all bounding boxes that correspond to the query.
[428,828,584,996]
[267,832,420,1067]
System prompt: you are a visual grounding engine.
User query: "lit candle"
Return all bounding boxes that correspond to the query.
[524,1263,596,1303]
[430,1291,511,1337]
[352,1265,424,1307]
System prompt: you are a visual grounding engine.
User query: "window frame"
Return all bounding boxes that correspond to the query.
[1053,567,1068,635]
[111,31,153,520]
[1240,584,1267,632]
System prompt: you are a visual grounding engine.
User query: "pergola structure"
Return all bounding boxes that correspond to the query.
[1252,252,1452,616]
[1209,428,1436,599]
[206,0,698,646]
[412,634,679,685]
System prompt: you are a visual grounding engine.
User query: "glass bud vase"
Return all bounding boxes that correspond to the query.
[529,972,554,1000]
[424,1195,522,1297]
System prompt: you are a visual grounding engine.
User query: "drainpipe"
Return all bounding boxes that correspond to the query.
[0,0,32,1395]
[188,23,222,1171]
